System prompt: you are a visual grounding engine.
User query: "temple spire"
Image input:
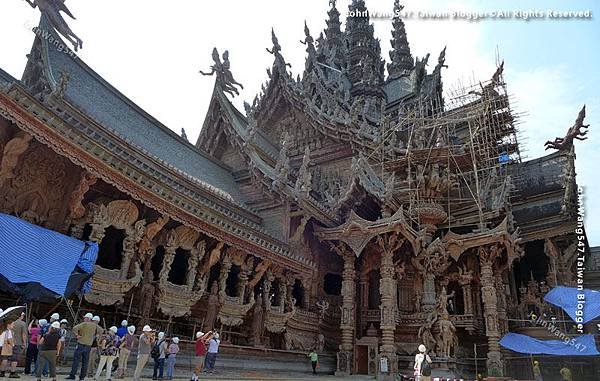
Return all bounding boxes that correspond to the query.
[344,0,384,88]
[387,0,413,79]
[318,0,345,69]
[324,0,342,42]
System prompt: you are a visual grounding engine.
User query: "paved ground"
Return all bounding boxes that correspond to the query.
[22,366,376,381]
[18,373,375,381]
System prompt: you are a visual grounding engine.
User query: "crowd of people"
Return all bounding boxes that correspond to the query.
[0,310,223,381]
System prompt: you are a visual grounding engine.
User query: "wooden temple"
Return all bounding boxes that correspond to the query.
[0,0,591,378]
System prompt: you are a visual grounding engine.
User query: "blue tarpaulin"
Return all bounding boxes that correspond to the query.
[500,333,599,356]
[0,213,98,300]
[544,286,600,324]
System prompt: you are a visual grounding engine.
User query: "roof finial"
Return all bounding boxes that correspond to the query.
[387,0,414,79]
[25,0,83,51]
[199,47,244,97]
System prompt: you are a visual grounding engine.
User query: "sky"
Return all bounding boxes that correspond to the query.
[1,0,599,244]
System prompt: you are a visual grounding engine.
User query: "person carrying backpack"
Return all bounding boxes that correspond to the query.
[151,332,167,380]
[413,344,432,381]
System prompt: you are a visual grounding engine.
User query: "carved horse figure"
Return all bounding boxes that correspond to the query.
[25,0,83,51]
[545,105,589,150]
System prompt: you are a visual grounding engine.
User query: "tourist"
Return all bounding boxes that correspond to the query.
[87,315,102,377]
[24,319,40,375]
[559,363,573,381]
[533,360,543,381]
[37,319,49,377]
[151,332,168,380]
[204,332,220,373]
[116,325,136,379]
[67,312,104,381]
[35,321,62,381]
[11,312,27,376]
[50,313,60,324]
[133,325,155,381]
[94,326,119,381]
[0,320,17,378]
[165,337,179,380]
[413,344,432,381]
[190,331,210,381]
[58,319,69,365]
[116,321,128,339]
[307,348,318,375]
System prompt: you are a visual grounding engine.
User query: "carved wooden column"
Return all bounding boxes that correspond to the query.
[284,274,295,311]
[238,258,253,303]
[186,243,202,291]
[359,274,369,309]
[120,220,144,279]
[264,269,273,311]
[218,253,232,295]
[495,272,509,334]
[377,233,401,378]
[332,244,355,376]
[278,276,287,309]
[159,245,177,285]
[458,270,474,315]
[479,245,503,376]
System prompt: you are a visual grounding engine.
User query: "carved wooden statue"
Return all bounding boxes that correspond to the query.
[203,281,220,331]
[545,105,589,150]
[25,0,83,51]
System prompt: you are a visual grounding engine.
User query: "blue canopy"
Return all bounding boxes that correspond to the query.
[500,333,599,356]
[544,286,600,324]
[0,213,98,300]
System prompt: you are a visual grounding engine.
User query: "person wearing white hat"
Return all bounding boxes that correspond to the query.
[66,313,104,380]
[204,332,220,373]
[152,332,168,380]
[190,331,211,381]
[50,313,60,323]
[57,319,69,365]
[117,320,128,339]
[87,316,102,377]
[414,344,432,381]
[165,337,180,380]
[35,320,62,381]
[133,325,155,381]
[116,326,137,379]
[94,327,119,381]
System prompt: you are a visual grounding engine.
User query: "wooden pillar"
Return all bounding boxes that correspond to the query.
[376,233,403,379]
[218,252,232,296]
[333,244,355,376]
[458,270,474,315]
[379,244,398,377]
[159,245,176,285]
[479,245,503,377]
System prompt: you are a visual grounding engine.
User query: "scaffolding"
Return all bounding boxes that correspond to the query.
[373,62,524,231]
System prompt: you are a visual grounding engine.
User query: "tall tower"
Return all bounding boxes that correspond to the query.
[387,0,414,80]
[344,0,386,112]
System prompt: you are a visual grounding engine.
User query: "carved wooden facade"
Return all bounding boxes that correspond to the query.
[0,1,586,379]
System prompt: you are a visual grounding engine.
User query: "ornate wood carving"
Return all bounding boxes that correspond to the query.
[84,199,144,306]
